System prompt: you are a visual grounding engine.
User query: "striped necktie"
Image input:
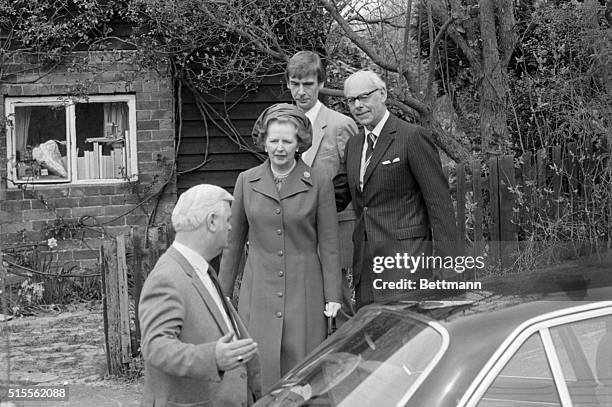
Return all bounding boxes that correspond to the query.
[365,132,377,170]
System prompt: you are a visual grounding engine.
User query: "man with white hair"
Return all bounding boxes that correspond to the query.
[334,70,457,308]
[139,184,261,407]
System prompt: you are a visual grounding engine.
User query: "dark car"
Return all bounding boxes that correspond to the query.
[255,266,612,407]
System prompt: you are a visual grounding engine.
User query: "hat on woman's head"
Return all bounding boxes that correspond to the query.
[252,103,312,151]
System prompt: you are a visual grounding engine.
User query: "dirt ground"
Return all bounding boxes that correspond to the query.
[0,301,142,406]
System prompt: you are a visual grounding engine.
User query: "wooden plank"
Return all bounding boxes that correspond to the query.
[181,102,288,121]
[131,229,143,350]
[536,148,547,189]
[179,119,257,138]
[116,234,132,364]
[178,170,245,192]
[178,137,258,155]
[498,156,518,268]
[522,152,534,232]
[535,148,548,218]
[177,152,262,172]
[488,157,500,264]
[101,239,124,375]
[99,246,110,372]
[565,142,578,194]
[536,148,548,213]
[551,146,562,219]
[185,100,271,120]
[456,162,467,255]
[181,83,291,104]
[471,160,483,260]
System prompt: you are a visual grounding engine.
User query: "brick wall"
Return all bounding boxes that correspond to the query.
[0,51,176,270]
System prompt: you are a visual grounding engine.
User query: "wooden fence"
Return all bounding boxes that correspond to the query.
[99,228,166,375]
[100,235,131,375]
[448,142,610,269]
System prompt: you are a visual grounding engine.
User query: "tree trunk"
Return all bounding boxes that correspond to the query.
[478,0,510,154]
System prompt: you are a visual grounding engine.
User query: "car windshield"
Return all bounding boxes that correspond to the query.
[256,308,445,407]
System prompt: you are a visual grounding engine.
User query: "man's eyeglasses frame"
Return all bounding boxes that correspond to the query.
[345,88,381,106]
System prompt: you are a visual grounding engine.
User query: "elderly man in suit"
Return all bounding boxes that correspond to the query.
[286,51,358,320]
[334,70,457,308]
[139,184,261,407]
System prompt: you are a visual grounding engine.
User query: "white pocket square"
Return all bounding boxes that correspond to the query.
[392,157,400,163]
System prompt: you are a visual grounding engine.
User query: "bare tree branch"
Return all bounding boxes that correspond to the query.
[432,17,456,53]
[196,2,288,62]
[425,15,456,104]
[425,2,437,104]
[399,0,414,96]
[347,14,405,28]
[428,0,481,72]
[319,0,398,72]
[429,120,471,162]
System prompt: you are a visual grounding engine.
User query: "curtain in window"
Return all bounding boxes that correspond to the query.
[103,103,128,138]
[15,106,32,157]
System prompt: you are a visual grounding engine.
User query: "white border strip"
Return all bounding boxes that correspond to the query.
[394,320,450,407]
[540,327,572,407]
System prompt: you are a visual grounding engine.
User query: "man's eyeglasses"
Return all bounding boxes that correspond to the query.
[345,88,381,105]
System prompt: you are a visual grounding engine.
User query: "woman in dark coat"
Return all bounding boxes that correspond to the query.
[219,103,341,391]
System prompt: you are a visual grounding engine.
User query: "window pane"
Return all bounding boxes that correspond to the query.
[13,105,69,181]
[478,333,561,407]
[259,310,444,407]
[75,102,128,180]
[550,315,612,406]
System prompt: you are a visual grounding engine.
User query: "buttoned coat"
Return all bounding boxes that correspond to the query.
[139,246,262,407]
[219,159,341,391]
[334,113,457,304]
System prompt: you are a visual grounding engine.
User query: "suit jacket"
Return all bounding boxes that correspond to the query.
[334,113,457,300]
[302,104,358,270]
[304,105,357,199]
[139,246,262,407]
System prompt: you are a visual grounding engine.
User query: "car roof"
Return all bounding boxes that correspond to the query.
[384,262,612,407]
[381,259,612,330]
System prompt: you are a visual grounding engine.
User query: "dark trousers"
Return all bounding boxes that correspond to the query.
[354,240,374,309]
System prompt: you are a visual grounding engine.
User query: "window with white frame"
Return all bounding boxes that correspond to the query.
[5,95,138,185]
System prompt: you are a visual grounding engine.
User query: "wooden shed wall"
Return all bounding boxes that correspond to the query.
[176,74,292,194]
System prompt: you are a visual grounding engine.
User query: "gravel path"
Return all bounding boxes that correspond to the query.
[0,302,142,406]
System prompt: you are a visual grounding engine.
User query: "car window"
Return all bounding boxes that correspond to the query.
[550,315,612,406]
[477,333,562,407]
[257,309,445,407]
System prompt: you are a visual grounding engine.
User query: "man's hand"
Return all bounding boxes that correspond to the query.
[323,301,341,318]
[215,332,258,372]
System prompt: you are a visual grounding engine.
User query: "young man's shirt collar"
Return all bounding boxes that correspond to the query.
[304,100,323,125]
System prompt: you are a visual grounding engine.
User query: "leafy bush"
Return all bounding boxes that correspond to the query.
[508,1,611,266]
